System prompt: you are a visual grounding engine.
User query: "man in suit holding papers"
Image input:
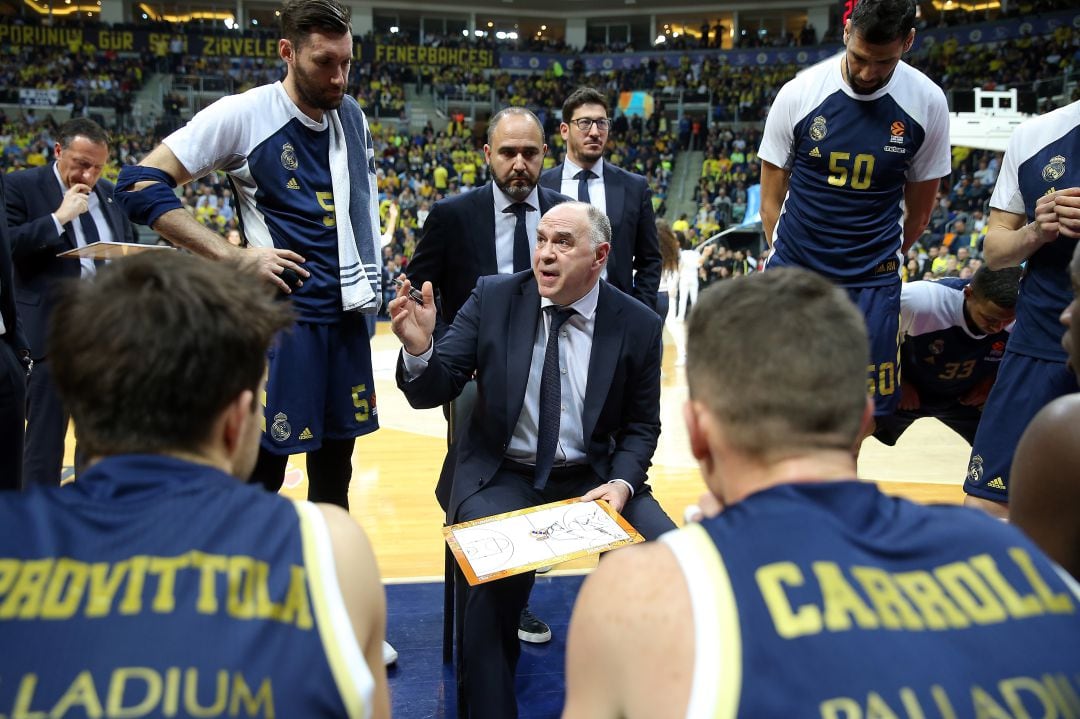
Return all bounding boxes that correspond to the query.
[390,201,674,719]
[5,118,134,487]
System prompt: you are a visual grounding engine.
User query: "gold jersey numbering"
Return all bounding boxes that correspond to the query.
[867,362,896,397]
[316,192,335,228]
[827,152,876,190]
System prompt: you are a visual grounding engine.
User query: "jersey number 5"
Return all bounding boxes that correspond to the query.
[316,192,336,228]
[352,384,370,423]
[827,152,875,190]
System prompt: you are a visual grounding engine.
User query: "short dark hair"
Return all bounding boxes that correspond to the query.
[49,253,294,457]
[849,0,917,44]
[280,0,351,48]
[686,269,868,459]
[970,265,1022,310]
[486,106,544,145]
[562,87,609,124]
[57,118,109,149]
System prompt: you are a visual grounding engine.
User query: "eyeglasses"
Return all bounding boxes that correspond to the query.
[570,117,611,132]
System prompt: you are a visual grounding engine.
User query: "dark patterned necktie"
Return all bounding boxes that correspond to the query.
[533,306,576,491]
[78,210,104,269]
[574,169,595,203]
[79,212,101,245]
[507,202,532,272]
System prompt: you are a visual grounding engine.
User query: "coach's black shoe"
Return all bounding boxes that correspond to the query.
[518,606,552,643]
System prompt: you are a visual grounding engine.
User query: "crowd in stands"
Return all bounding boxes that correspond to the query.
[928,0,1072,26]
[0,45,144,113]
[1,8,1076,303]
[366,29,572,55]
[1,4,1073,129]
[921,24,1080,113]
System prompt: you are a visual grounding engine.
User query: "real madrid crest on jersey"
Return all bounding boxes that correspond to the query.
[271,412,292,442]
[1042,155,1066,182]
[809,116,828,141]
[280,143,299,171]
[966,454,984,485]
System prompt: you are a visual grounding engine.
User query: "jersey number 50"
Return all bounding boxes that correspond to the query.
[827,152,875,190]
[866,362,896,397]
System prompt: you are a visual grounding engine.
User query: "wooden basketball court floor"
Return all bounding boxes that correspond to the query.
[63,322,973,583]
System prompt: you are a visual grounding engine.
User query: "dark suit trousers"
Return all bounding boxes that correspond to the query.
[23,358,68,487]
[455,462,674,719]
[0,341,26,491]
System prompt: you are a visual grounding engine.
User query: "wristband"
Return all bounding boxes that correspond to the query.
[115,165,183,227]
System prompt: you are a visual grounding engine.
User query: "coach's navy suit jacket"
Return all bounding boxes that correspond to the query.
[540,161,661,310]
[0,173,28,357]
[5,163,134,358]
[407,181,570,335]
[396,271,663,521]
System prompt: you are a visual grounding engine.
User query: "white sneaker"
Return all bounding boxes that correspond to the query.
[382,640,398,666]
[518,607,552,643]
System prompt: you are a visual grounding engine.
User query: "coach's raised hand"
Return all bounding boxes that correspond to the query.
[390,277,436,356]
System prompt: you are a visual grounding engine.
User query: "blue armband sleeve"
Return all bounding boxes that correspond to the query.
[115,165,183,228]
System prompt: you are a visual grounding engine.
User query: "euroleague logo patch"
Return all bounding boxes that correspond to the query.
[889,121,905,145]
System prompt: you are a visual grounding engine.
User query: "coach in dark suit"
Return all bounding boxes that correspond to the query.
[0,171,30,491]
[540,86,661,311]
[407,107,574,646]
[5,118,135,487]
[407,106,571,337]
[392,202,674,718]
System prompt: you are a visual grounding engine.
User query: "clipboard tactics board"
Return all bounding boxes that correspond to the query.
[443,498,644,586]
[58,241,174,261]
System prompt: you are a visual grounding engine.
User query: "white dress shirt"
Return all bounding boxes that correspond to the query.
[559,157,607,215]
[504,281,599,467]
[560,157,608,282]
[492,185,541,274]
[402,279,634,495]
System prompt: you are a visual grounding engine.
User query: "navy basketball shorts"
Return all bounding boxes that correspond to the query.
[845,283,902,417]
[260,314,379,455]
[964,351,1077,502]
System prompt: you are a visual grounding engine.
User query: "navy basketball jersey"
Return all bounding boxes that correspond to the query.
[760,56,950,286]
[165,82,376,324]
[663,482,1080,717]
[899,278,1009,398]
[0,455,375,718]
[989,100,1080,362]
